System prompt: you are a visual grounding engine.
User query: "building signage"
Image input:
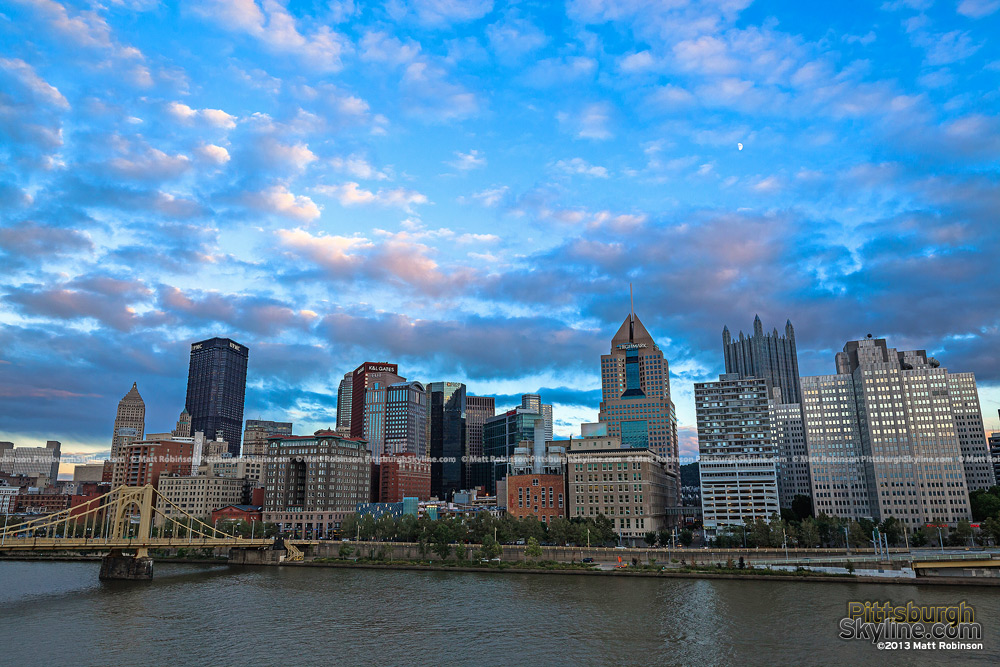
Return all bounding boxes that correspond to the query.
[616,343,647,350]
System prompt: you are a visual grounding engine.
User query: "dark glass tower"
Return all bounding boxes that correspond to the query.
[428,382,466,499]
[723,315,802,404]
[185,337,249,456]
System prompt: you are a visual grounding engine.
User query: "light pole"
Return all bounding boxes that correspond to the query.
[782,528,788,561]
[844,526,850,554]
[937,527,944,554]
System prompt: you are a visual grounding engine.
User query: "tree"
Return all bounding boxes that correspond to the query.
[397,514,419,542]
[525,536,543,560]
[679,529,693,547]
[340,513,359,540]
[477,536,502,560]
[879,517,903,547]
[799,519,820,548]
[750,517,770,548]
[982,517,1000,546]
[549,518,575,546]
[949,519,974,547]
[848,521,868,550]
[910,527,928,547]
[644,531,657,546]
[657,528,672,548]
[791,494,813,521]
[969,488,1000,521]
[359,514,377,541]
[593,514,616,544]
[374,513,397,541]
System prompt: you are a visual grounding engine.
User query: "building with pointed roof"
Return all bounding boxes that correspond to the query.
[722,315,802,404]
[597,305,680,526]
[110,382,145,483]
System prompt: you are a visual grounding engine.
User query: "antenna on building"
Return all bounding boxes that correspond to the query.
[629,283,634,342]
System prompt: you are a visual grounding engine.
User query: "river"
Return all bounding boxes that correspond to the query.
[1,561,997,665]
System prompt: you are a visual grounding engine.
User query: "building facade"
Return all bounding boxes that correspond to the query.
[566,433,674,544]
[378,453,432,502]
[336,372,353,436]
[597,310,679,493]
[696,374,780,535]
[506,474,565,524]
[723,316,802,404]
[483,407,544,496]
[156,475,246,525]
[949,373,995,490]
[350,362,404,439]
[769,400,811,509]
[384,381,428,457]
[263,430,371,538]
[185,337,249,456]
[428,382,466,499]
[242,420,293,457]
[111,383,145,480]
[114,439,196,488]
[465,395,496,490]
[1,441,61,481]
[73,463,106,483]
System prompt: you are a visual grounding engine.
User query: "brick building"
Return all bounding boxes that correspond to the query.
[379,453,431,502]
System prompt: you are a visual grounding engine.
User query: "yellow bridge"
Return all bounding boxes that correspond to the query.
[0,485,280,579]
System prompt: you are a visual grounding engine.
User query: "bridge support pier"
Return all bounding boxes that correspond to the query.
[99,550,153,581]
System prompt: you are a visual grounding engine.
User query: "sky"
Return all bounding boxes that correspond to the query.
[2,0,1000,466]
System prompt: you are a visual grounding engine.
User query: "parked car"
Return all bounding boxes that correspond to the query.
[582,557,594,563]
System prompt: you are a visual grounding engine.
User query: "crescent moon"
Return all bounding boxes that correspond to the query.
[738,143,743,151]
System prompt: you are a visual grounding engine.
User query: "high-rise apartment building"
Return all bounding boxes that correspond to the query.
[349,362,404,439]
[723,316,802,404]
[384,381,428,457]
[336,372,353,436]
[802,337,986,528]
[242,420,293,457]
[185,338,249,456]
[465,395,496,490]
[263,430,371,538]
[597,309,679,504]
[428,382,466,499]
[696,375,780,535]
[111,383,145,477]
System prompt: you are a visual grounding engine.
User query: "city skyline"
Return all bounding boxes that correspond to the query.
[2,1,1000,459]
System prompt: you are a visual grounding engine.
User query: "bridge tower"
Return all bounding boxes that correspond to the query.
[100,486,156,580]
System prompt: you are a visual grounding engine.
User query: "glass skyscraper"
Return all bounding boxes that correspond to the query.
[428,381,466,499]
[184,337,249,457]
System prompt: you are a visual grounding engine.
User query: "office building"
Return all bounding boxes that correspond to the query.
[520,394,554,441]
[363,384,388,457]
[0,440,61,481]
[173,409,192,438]
[114,438,196,488]
[990,412,1000,485]
[696,375,780,535]
[483,406,543,496]
[597,308,679,504]
[505,436,566,523]
[428,382,466,499]
[566,428,675,543]
[185,338,249,456]
[800,374,872,519]
[384,381,428,457]
[336,372,353,436]
[242,419,293,457]
[802,337,984,528]
[379,453,432,502]
[111,383,145,478]
[263,430,372,538]
[769,399,811,509]
[156,474,246,525]
[949,373,995,490]
[350,362,404,439]
[465,395,496,490]
[73,463,106,483]
[723,316,802,404]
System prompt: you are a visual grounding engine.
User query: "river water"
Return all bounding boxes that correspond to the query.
[1,561,997,666]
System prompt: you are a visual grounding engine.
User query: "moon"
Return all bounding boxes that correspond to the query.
[738,143,743,151]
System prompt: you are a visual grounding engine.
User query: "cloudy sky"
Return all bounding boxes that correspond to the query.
[2,0,999,464]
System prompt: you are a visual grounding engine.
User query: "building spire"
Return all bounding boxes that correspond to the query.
[629,282,634,342]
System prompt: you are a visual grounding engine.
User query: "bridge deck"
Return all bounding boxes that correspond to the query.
[0,537,274,551]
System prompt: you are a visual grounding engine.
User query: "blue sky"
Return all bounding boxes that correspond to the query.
[2,0,1000,463]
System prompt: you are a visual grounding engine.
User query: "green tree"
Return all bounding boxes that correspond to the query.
[910,527,928,547]
[340,513,359,540]
[679,529,693,547]
[848,521,868,550]
[799,518,820,548]
[879,517,903,547]
[949,519,974,547]
[548,517,575,545]
[750,517,770,548]
[525,536,543,560]
[791,494,813,521]
[359,514,377,541]
[477,535,502,560]
[397,514,419,542]
[657,528,672,548]
[644,531,658,546]
[969,488,1000,521]
[374,513,397,541]
[593,514,616,544]
[981,517,1000,546]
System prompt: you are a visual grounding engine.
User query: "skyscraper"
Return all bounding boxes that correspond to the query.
[520,394,553,441]
[484,406,543,495]
[696,374,780,535]
[173,409,191,438]
[336,372,353,436]
[349,362,404,439]
[597,308,679,466]
[185,337,249,457]
[465,395,496,490]
[384,381,428,457]
[242,419,293,457]
[428,382,466,499]
[803,336,990,528]
[723,316,802,404]
[111,383,145,481]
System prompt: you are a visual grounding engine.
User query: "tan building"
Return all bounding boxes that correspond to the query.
[263,430,371,538]
[566,428,674,545]
[73,463,106,483]
[156,475,246,525]
[242,420,293,456]
[111,383,145,482]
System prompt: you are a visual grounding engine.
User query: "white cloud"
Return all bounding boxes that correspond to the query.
[331,154,389,180]
[244,185,322,221]
[167,102,238,129]
[486,13,548,59]
[559,102,613,140]
[109,147,191,180]
[619,50,656,72]
[397,0,494,26]
[554,157,609,178]
[0,58,70,109]
[360,31,421,65]
[470,186,509,207]
[958,0,1000,18]
[448,150,486,170]
[195,144,231,165]
[317,182,429,212]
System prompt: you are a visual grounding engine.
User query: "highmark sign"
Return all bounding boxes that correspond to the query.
[616,343,647,350]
